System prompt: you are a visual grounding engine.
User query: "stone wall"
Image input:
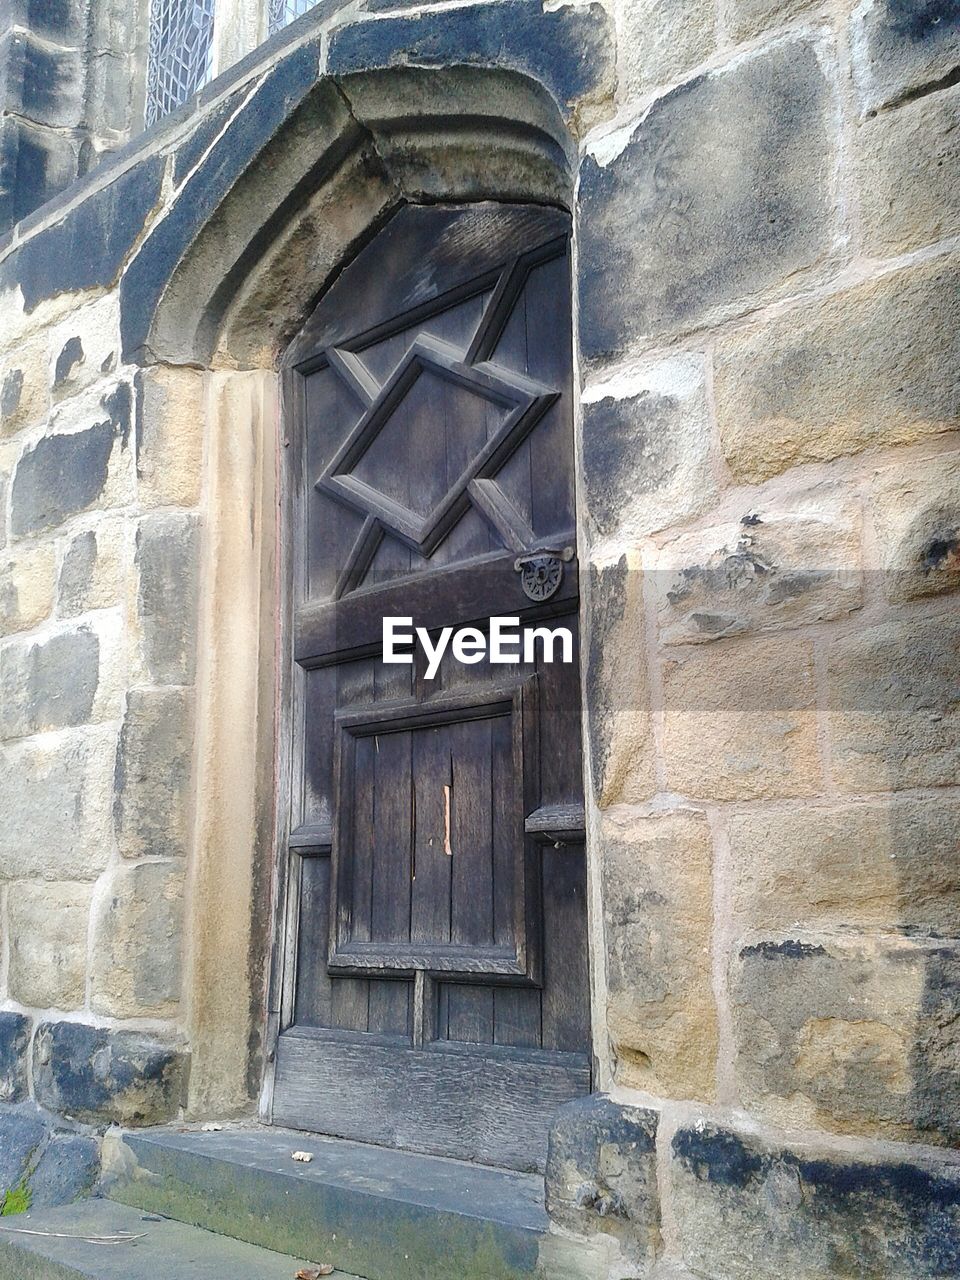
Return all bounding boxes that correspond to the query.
[0,0,956,1269]
[0,306,196,1128]
[570,0,960,1270]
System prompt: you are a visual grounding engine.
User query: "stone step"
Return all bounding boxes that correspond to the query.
[105,1124,557,1280]
[0,1198,354,1279]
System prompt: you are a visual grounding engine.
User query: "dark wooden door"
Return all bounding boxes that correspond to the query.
[271,203,590,1173]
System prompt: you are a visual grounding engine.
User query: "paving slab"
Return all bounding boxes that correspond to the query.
[0,1198,354,1280]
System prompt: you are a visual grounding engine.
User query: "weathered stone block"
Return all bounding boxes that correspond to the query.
[731,934,960,1144]
[57,519,129,616]
[0,729,114,880]
[114,687,193,861]
[135,365,204,508]
[871,451,960,602]
[1,623,99,738]
[33,1021,187,1126]
[8,880,92,1009]
[581,354,716,541]
[11,422,116,537]
[0,333,47,435]
[578,38,834,361]
[655,488,862,644]
[855,83,960,257]
[0,1013,30,1103]
[851,0,960,115]
[585,555,656,807]
[4,0,90,46]
[0,115,80,235]
[716,257,960,482]
[670,1121,960,1279]
[0,32,84,129]
[29,1132,100,1207]
[726,0,818,41]
[616,0,715,99]
[48,296,120,402]
[827,614,960,791]
[545,1094,660,1264]
[729,796,960,937]
[602,807,717,1099]
[90,862,184,1018]
[0,541,56,633]
[1,153,165,313]
[136,512,200,685]
[0,1106,46,1191]
[662,635,820,800]
[328,1,615,119]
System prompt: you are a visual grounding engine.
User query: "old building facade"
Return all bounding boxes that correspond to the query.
[0,0,959,1273]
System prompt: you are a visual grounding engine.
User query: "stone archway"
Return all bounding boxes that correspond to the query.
[134,60,584,1117]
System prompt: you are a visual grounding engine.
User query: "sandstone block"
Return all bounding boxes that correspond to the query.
[578,37,834,361]
[0,540,56,634]
[662,635,820,800]
[851,0,960,115]
[855,83,960,257]
[90,862,183,1018]
[0,1012,30,1103]
[0,116,80,236]
[729,796,960,937]
[670,1120,960,1279]
[585,555,656,807]
[135,365,204,508]
[716,258,960,482]
[136,512,200,685]
[731,933,960,1145]
[114,688,194,861]
[0,612,124,738]
[0,729,114,880]
[655,487,862,644]
[870,451,960,602]
[11,420,116,537]
[726,0,817,41]
[581,354,717,541]
[827,614,960,791]
[33,1021,187,1126]
[57,519,130,617]
[0,33,84,129]
[0,623,98,738]
[545,1094,660,1265]
[0,333,48,436]
[602,807,717,1099]
[49,296,119,403]
[7,881,92,1009]
[616,0,715,100]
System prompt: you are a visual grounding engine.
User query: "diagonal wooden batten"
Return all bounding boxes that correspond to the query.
[467,478,537,553]
[326,345,381,406]
[333,514,383,600]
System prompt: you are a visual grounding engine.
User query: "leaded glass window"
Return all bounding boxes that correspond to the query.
[145,0,216,125]
[267,0,318,35]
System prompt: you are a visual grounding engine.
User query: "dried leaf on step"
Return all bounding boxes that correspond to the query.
[295,1266,334,1278]
[291,1150,314,1162]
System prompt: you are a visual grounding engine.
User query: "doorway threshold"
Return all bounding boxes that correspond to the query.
[105,1124,552,1280]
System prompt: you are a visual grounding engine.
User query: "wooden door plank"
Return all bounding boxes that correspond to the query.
[273,1029,590,1173]
[540,845,591,1053]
